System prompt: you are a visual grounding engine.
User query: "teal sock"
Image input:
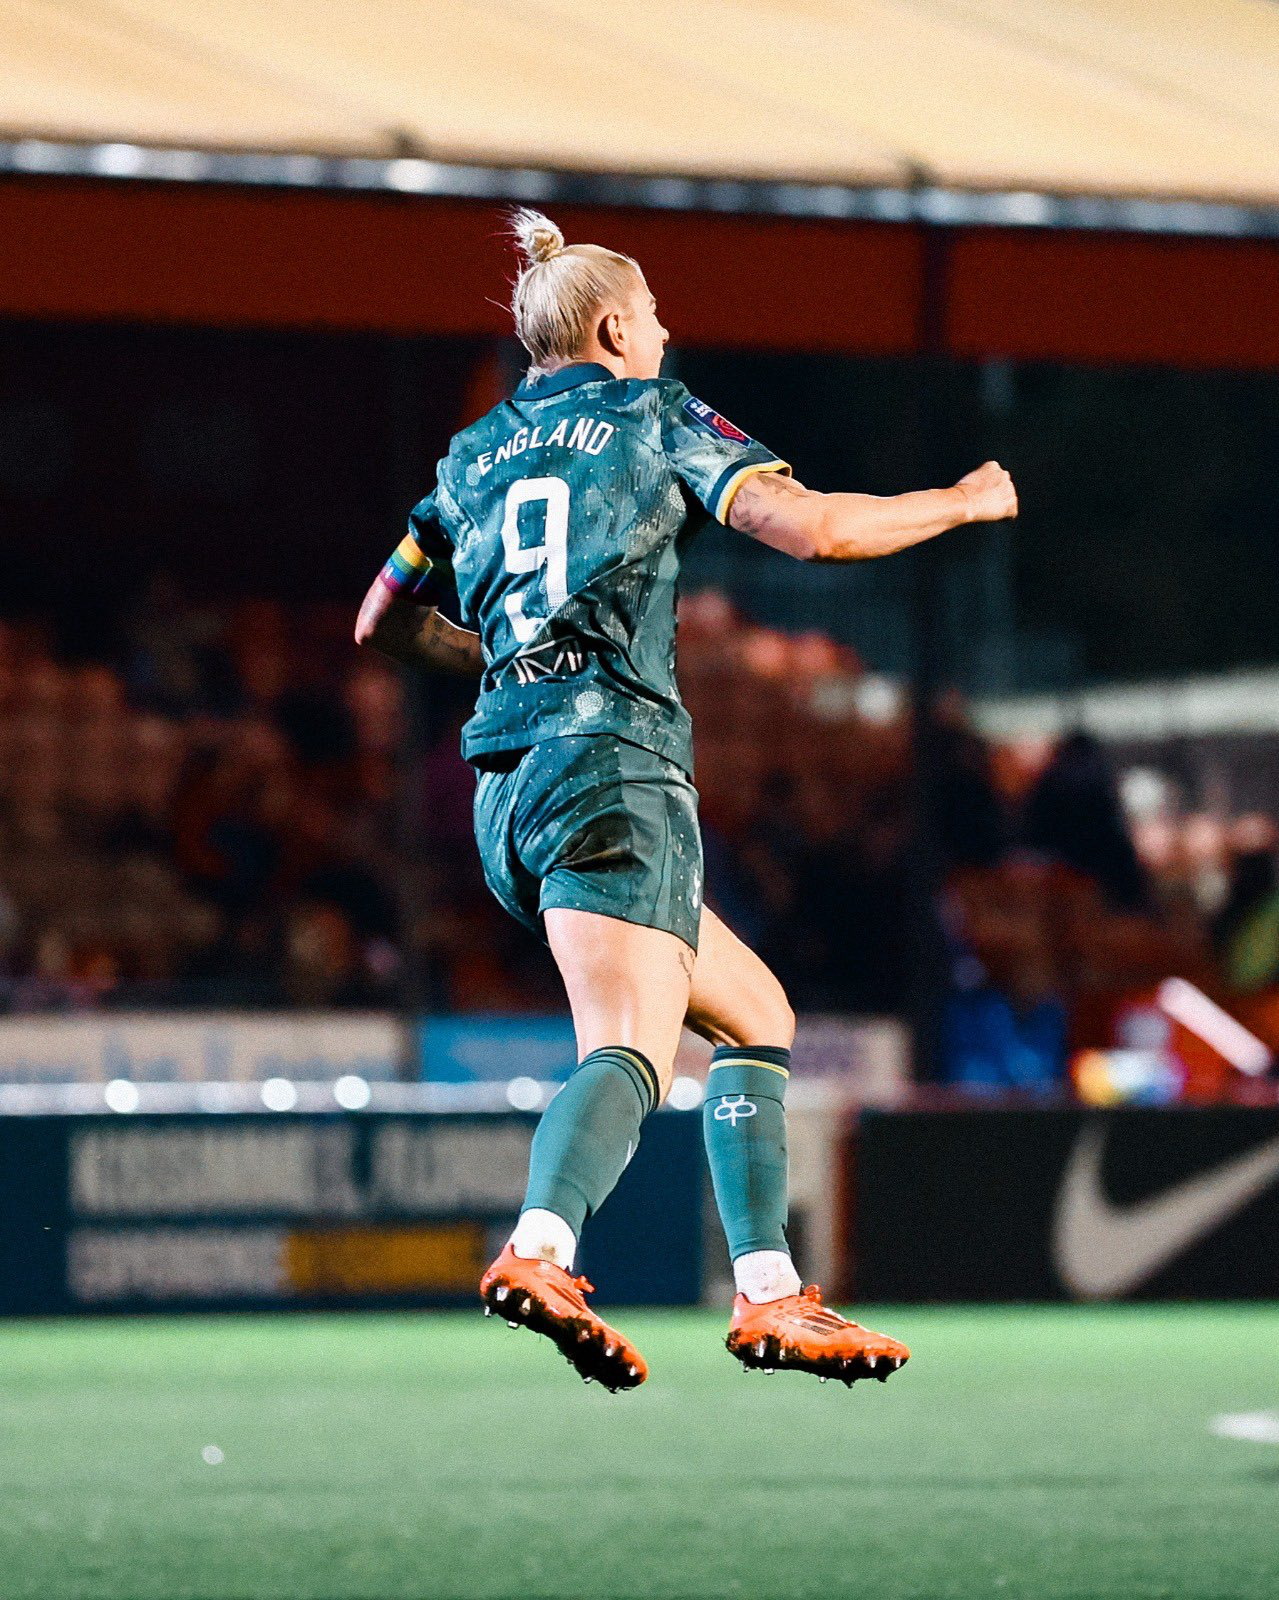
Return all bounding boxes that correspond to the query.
[702,1046,791,1258]
[521,1046,659,1235]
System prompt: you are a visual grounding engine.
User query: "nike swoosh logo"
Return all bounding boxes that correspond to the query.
[1052,1122,1279,1299]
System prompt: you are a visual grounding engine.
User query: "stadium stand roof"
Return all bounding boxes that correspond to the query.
[3,0,1279,206]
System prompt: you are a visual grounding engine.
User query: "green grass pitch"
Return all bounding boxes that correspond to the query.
[2,1304,1276,1599]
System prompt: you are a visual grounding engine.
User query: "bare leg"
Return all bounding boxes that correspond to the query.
[543,907,695,1101]
[685,905,795,1051]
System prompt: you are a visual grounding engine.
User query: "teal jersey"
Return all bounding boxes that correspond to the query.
[400,363,787,775]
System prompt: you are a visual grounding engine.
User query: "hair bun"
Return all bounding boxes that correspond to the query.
[509,207,565,265]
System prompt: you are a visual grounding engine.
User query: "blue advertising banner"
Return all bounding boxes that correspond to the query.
[418,1016,578,1083]
[0,1110,702,1314]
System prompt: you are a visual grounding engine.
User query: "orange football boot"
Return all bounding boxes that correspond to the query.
[726,1284,910,1386]
[479,1243,648,1393]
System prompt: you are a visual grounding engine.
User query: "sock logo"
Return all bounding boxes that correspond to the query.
[713,1095,758,1126]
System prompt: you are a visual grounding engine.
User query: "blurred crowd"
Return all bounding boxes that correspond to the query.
[3,588,1279,1085]
[678,595,1279,1088]
[0,591,404,1012]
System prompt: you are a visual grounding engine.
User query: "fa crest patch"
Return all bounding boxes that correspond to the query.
[683,396,751,444]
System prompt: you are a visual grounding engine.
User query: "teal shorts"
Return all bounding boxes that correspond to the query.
[472,735,703,952]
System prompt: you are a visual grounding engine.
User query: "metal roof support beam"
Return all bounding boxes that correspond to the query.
[3,140,1278,241]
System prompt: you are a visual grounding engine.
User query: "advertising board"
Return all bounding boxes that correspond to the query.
[0,1109,703,1313]
[0,1014,400,1084]
[853,1106,1279,1301]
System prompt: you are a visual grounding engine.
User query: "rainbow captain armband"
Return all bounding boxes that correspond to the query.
[380,535,441,598]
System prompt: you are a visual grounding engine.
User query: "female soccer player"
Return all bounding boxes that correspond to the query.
[357,210,1017,1391]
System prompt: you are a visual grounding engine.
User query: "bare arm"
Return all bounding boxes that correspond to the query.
[728,460,1018,561]
[354,576,484,675]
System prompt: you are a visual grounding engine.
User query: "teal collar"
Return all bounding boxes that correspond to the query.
[516,362,616,399]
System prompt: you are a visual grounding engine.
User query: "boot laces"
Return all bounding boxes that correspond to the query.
[797,1284,854,1332]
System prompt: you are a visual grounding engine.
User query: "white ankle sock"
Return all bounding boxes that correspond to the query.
[733,1249,802,1304]
[510,1209,577,1270]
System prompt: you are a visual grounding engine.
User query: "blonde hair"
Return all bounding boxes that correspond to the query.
[508,208,644,371]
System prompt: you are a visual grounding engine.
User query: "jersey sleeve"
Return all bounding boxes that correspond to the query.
[660,384,790,524]
[379,485,455,599]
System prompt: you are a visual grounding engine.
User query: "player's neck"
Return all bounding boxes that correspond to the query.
[540,348,629,382]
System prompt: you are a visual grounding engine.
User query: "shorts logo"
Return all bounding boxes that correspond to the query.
[683,396,751,444]
[713,1095,757,1126]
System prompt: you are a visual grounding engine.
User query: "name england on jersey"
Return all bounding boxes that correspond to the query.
[476,416,616,477]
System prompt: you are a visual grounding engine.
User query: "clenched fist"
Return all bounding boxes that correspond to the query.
[956,461,1018,524]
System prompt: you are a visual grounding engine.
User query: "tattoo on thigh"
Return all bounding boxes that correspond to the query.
[678,947,694,978]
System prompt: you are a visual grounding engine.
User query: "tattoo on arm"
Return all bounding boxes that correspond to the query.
[355,578,484,675]
[728,470,823,560]
[729,471,808,532]
[410,609,485,675]
[730,466,974,563]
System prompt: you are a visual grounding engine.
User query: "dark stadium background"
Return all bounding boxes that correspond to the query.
[1,6,1278,1597]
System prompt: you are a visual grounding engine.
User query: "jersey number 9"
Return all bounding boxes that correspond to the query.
[501,476,570,643]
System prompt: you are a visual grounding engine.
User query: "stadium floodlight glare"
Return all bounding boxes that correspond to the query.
[91,142,147,179]
[666,1075,704,1111]
[853,675,903,725]
[260,1077,299,1112]
[103,1079,140,1114]
[505,1076,542,1111]
[385,158,437,193]
[1120,766,1170,819]
[333,1074,372,1111]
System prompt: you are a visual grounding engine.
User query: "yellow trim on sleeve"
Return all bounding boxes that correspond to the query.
[714,459,791,525]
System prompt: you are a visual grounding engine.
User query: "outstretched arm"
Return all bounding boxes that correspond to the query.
[354,576,483,675]
[728,460,1018,561]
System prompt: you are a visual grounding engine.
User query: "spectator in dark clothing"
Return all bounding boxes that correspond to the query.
[1022,730,1148,910]
[927,716,1008,870]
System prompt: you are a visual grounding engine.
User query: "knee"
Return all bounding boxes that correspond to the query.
[767,987,797,1050]
[722,972,796,1052]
